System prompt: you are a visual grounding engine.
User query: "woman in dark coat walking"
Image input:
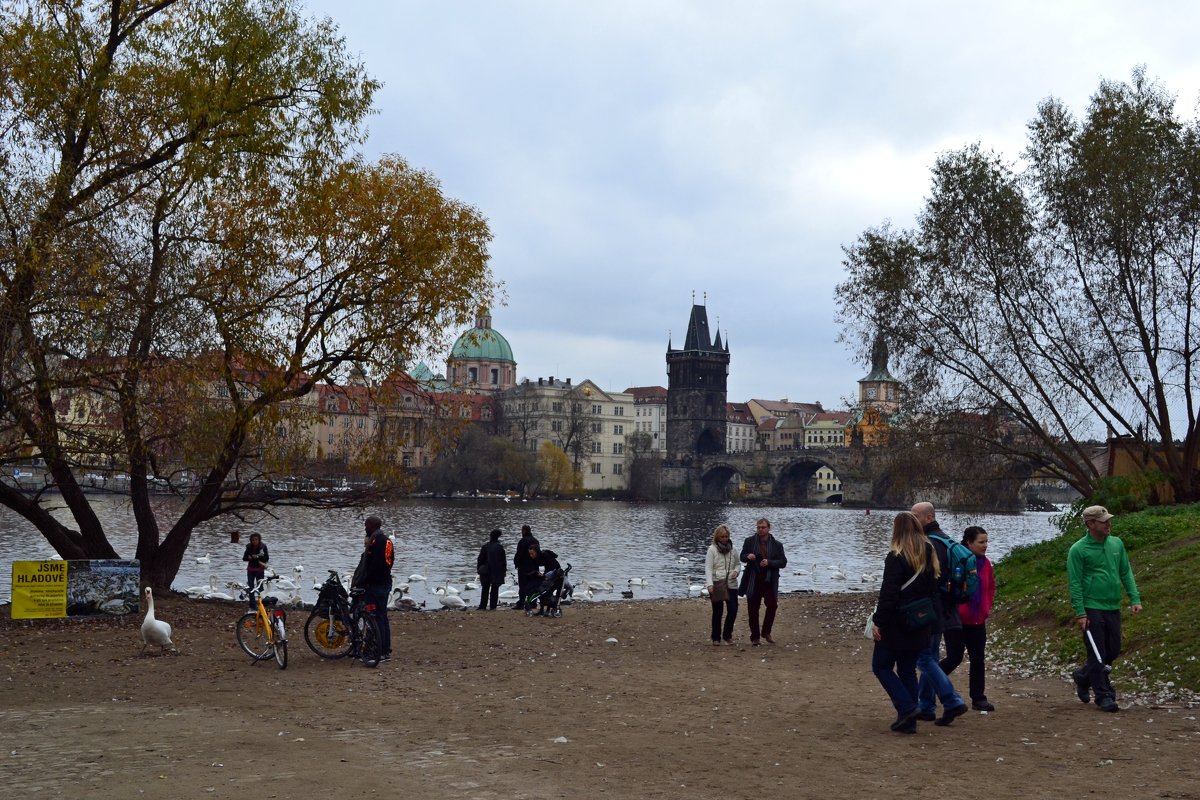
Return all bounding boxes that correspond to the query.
[869,511,940,733]
[476,529,507,610]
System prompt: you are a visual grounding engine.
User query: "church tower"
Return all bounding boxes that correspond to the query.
[857,334,901,415]
[666,302,729,459]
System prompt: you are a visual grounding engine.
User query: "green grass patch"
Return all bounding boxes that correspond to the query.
[995,502,1200,699]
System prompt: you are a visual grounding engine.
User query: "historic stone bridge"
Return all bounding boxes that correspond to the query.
[661,447,876,504]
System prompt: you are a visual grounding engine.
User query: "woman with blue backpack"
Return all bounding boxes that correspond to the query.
[939,526,996,711]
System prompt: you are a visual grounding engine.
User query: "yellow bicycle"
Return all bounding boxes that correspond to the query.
[235,574,288,669]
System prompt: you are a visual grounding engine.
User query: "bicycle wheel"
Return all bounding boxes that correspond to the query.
[357,614,381,668]
[304,609,353,659]
[273,617,288,669]
[236,611,271,660]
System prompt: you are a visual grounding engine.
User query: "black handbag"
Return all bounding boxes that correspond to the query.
[897,568,935,630]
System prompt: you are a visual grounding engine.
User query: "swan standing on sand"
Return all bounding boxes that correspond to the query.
[140,587,176,655]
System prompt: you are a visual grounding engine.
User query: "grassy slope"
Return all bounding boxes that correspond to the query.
[994,502,1200,701]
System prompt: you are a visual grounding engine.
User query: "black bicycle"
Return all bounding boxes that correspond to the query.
[302,570,383,668]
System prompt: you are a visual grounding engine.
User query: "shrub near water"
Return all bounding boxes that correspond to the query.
[994,503,1200,701]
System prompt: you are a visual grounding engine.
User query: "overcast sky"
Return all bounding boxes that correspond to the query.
[302,1,1200,407]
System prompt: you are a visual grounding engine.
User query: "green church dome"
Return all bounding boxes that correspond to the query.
[449,310,514,362]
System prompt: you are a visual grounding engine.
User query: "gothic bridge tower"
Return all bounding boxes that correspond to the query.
[666,302,729,459]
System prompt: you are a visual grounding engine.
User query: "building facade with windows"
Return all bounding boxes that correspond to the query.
[726,402,756,452]
[626,385,668,456]
[501,377,633,491]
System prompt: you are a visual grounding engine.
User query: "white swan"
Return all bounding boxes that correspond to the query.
[677,556,690,563]
[687,579,707,594]
[498,589,519,599]
[408,566,427,582]
[830,564,847,581]
[438,592,467,609]
[293,564,304,575]
[194,553,211,564]
[628,577,648,586]
[140,587,176,655]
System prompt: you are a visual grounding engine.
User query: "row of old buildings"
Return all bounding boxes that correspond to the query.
[336,303,907,492]
[44,305,905,496]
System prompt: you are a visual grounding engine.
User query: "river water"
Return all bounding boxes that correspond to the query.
[0,496,1063,605]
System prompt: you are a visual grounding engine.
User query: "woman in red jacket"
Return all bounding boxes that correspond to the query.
[939,526,997,711]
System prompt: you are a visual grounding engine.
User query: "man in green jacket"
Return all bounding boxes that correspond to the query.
[1067,505,1143,712]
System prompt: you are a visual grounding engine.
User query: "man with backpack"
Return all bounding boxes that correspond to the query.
[912,501,968,725]
[354,515,394,662]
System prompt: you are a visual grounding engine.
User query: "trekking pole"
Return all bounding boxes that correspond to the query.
[1085,628,1112,673]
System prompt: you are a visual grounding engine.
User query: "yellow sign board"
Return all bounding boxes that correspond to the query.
[11,560,69,619]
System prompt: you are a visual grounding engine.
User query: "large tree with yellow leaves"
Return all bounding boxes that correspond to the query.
[0,1,498,588]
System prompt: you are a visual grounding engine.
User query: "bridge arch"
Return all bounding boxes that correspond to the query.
[687,449,863,503]
[698,462,745,500]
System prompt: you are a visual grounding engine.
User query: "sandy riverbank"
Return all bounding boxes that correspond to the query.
[1,591,1197,799]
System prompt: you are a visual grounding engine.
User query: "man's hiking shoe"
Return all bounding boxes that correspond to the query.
[1074,675,1091,704]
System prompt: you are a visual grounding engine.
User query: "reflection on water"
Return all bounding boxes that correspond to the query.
[0,497,1061,606]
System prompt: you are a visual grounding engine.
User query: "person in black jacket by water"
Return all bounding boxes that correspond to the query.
[870,512,939,734]
[476,529,507,610]
[353,516,394,662]
[513,524,540,611]
[738,518,787,645]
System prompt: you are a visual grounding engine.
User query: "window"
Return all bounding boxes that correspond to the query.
[591,422,602,433]
[590,463,601,474]
[613,424,623,435]
[612,463,623,475]
[591,441,601,454]
[491,368,499,385]
[592,404,603,414]
[551,420,563,432]
[613,406,624,416]
[327,434,334,444]
[357,418,365,429]
[552,401,564,412]
[612,443,624,454]
[468,367,478,383]
[402,453,412,467]
[343,417,352,427]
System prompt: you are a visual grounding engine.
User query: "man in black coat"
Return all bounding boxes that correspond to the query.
[739,518,787,645]
[513,524,540,610]
[476,528,507,610]
[353,515,393,662]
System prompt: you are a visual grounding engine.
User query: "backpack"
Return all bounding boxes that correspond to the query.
[928,533,979,604]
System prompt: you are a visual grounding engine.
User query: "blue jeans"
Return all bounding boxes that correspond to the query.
[917,632,963,712]
[872,642,919,715]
